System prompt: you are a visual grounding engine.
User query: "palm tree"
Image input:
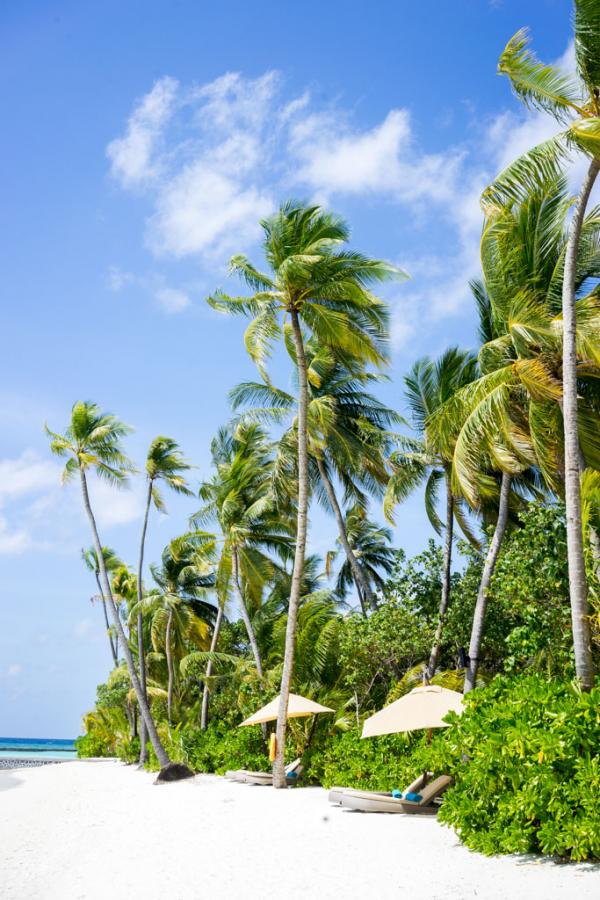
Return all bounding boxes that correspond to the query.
[483,5,600,688]
[209,202,404,785]
[231,341,398,614]
[192,423,293,728]
[430,175,600,691]
[384,349,479,681]
[137,437,193,762]
[329,506,395,610]
[45,401,177,773]
[148,536,216,728]
[81,545,123,666]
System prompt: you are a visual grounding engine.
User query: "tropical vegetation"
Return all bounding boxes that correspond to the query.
[55,0,600,858]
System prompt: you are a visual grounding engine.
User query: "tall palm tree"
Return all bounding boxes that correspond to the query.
[231,341,398,614]
[385,349,479,681]
[432,179,600,690]
[46,401,175,773]
[81,545,123,666]
[137,437,193,762]
[483,4,600,688]
[208,201,404,785]
[192,423,293,728]
[148,536,216,728]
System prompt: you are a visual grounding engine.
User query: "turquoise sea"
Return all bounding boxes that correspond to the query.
[0,737,77,761]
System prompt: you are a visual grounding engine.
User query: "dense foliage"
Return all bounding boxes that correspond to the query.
[438,675,600,861]
[62,18,600,851]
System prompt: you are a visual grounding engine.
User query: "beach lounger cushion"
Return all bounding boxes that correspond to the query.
[340,775,452,814]
[328,772,433,806]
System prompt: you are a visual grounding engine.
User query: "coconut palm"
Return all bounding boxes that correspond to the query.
[384,348,479,682]
[431,179,600,691]
[136,437,193,762]
[329,506,395,609]
[231,340,398,614]
[45,401,174,772]
[81,545,123,666]
[208,201,405,785]
[148,536,216,728]
[191,423,293,728]
[483,4,600,688]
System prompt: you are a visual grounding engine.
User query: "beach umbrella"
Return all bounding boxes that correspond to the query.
[239,693,334,727]
[362,685,464,738]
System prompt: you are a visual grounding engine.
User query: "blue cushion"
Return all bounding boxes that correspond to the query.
[287,771,297,778]
[391,789,402,799]
[404,791,422,803]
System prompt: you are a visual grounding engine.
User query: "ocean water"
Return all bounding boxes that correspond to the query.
[0,737,77,761]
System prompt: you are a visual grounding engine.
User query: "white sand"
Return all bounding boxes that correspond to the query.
[1,761,599,900]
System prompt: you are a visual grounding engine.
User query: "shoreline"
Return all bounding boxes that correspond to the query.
[2,760,600,900]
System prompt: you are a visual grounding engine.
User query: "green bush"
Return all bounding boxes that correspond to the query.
[316,727,445,790]
[438,675,600,861]
[75,732,113,758]
[180,722,269,774]
[115,736,140,764]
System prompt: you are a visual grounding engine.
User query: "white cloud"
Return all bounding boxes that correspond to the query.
[88,478,143,527]
[155,287,191,313]
[107,76,179,186]
[3,663,22,678]
[148,164,273,257]
[0,450,60,505]
[0,515,31,554]
[107,265,136,292]
[107,44,578,329]
[290,109,463,205]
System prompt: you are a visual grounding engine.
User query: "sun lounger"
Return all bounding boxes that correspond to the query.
[339,774,453,814]
[226,759,303,786]
[240,759,303,786]
[327,772,431,806]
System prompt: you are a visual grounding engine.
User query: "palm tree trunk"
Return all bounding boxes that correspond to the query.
[95,572,118,666]
[355,582,367,618]
[166,608,174,730]
[136,482,153,764]
[562,158,599,691]
[201,604,224,731]
[425,476,454,683]
[316,456,377,613]
[231,546,264,678]
[464,471,511,694]
[273,307,309,789]
[78,467,170,769]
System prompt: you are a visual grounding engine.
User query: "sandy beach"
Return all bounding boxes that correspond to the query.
[0,762,598,900]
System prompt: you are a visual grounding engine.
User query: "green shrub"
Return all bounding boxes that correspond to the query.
[180,722,269,774]
[438,675,600,861]
[316,727,445,790]
[115,736,140,764]
[75,732,113,758]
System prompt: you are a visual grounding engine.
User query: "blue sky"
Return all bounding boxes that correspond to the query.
[0,0,575,737]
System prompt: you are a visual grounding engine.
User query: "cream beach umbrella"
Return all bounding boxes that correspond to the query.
[362,685,464,738]
[239,693,334,727]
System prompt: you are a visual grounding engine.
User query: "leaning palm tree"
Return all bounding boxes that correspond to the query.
[192,423,293,728]
[433,176,600,690]
[231,340,398,614]
[148,536,216,728]
[136,437,193,762]
[81,545,122,666]
[208,202,405,786]
[483,3,600,688]
[45,401,179,774]
[384,348,479,681]
[330,505,395,608]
